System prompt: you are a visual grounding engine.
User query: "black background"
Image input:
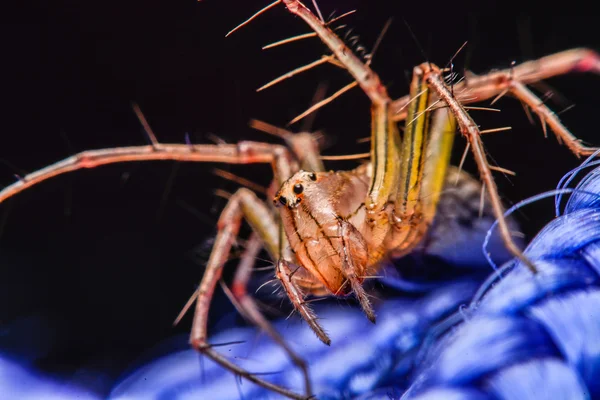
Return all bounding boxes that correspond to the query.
[1,0,598,396]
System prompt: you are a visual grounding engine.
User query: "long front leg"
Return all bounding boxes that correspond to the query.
[230,233,312,396]
[0,141,297,204]
[189,188,308,400]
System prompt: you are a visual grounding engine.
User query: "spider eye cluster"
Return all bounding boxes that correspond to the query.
[273,171,318,207]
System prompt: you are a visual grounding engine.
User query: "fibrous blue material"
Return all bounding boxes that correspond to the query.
[401,160,600,400]
[108,279,481,400]
[4,160,600,399]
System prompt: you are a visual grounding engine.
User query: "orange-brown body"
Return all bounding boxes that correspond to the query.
[275,167,382,295]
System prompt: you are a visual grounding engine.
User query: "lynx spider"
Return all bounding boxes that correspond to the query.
[2,1,600,399]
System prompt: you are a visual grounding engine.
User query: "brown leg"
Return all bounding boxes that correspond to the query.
[189,188,308,400]
[421,64,537,274]
[509,81,598,157]
[0,140,298,204]
[230,233,313,397]
[390,48,600,121]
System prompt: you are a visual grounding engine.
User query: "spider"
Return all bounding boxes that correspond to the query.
[1,1,599,399]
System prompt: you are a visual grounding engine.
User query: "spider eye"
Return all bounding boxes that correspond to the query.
[279,196,287,206]
[293,184,303,194]
[309,173,317,181]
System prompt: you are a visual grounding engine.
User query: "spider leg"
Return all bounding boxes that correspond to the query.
[419,109,458,222]
[509,81,598,156]
[388,70,457,256]
[391,48,600,121]
[389,49,600,158]
[0,141,297,203]
[421,64,536,273]
[190,188,308,400]
[230,233,313,397]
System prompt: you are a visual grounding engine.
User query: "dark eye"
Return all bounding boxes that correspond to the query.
[309,173,317,181]
[293,184,303,194]
[279,196,287,206]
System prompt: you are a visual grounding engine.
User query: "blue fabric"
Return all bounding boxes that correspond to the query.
[108,280,481,400]
[404,160,600,400]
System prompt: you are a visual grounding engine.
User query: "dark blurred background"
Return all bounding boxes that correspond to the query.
[0,0,598,396]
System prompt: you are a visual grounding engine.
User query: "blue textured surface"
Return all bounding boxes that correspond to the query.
[404,159,600,400]
[108,280,482,400]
